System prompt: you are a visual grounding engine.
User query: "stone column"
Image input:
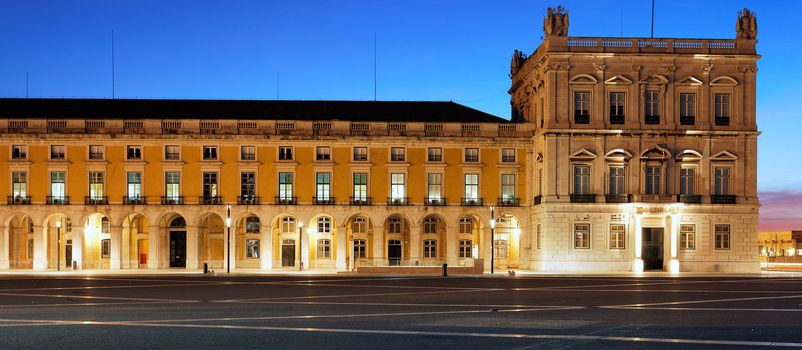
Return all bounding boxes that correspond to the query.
[300,228,309,270]
[33,225,47,270]
[260,224,272,269]
[336,224,347,271]
[409,225,421,262]
[109,225,122,270]
[186,225,199,270]
[446,227,457,261]
[484,226,493,272]
[72,226,84,269]
[632,213,643,272]
[121,226,130,269]
[0,226,8,269]
[147,225,160,269]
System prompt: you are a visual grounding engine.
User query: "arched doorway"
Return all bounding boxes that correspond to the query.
[198,214,225,269]
[168,216,187,268]
[494,215,521,270]
[384,215,410,266]
[273,216,298,268]
[122,214,149,269]
[235,214,262,269]
[420,215,446,264]
[6,215,34,269]
[347,215,374,270]
[83,213,111,269]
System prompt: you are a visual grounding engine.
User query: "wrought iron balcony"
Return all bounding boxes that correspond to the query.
[47,196,70,205]
[123,196,146,205]
[275,196,298,205]
[497,197,520,207]
[349,197,372,206]
[238,196,260,205]
[7,195,30,205]
[605,194,631,203]
[533,195,543,205]
[424,197,446,206]
[387,197,410,206]
[313,197,336,205]
[570,194,597,203]
[711,195,736,204]
[677,194,702,204]
[161,196,184,205]
[85,196,108,205]
[199,196,222,205]
[461,197,483,206]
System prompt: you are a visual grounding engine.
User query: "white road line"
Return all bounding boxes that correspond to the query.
[221,287,502,302]
[608,294,802,308]
[0,301,186,309]
[0,282,223,292]
[220,300,583,309]
[609,306,802,312]
[0,292,198,303]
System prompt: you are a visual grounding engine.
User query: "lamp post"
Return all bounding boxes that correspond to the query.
[226,205,231,274]
[490,206,495,275]
[56,220,62,272]
[298,221,304,271]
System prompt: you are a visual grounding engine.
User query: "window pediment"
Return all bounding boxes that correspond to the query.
[711,150,738,161]
[604,75,632,85]
[710,76,738,86]
[676,76,704,86]
[604,149,633,162]
[639,75,669,85]
[675,150,703,162]
[640,145,671,160]
[570,74,598,85]
[569,149,597,160]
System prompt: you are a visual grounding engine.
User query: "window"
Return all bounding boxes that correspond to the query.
[714,167,731,195]
[246,239,260,258]
[126,146,142,160]
[679,93,696,125]
[353,217,367,234]
[609,224,625,249]
[316,146,331,161]
[574,223,590,249]
[644,90,660,124]
[501,148,516,163]
[12,171,27,197]
[501,174,516,200]
[278,146,293,161]
[680,224,695,250]
[203,172,218,198]
[645,166,662,195]
[423,240,437,258]
[318,239,332,259]
[680,168,695,195]
[390,147,405,162]
[165,172,180,200]
[51,145,66,160]
[127,172,142,199]
[423,217,438,234]
[427,148,442,162]
[316,173,331,200]
[390,173,405,200]
[101,239,111,258]
[714,93,730,126]
[278,172,293,200]
[11,145,27,160]
[101,217,110,234]
[715,224,731,250]
[494,239,508,258]
[89,171,104,199]
[574,91,590,123]
[241,172,256,199]
[608,167,625,195]
[465,148,479,162]
[573,165,590,194]
[89,145,104,160]
[354,239,367,258]
[245,217,260,233]
[280,217,296,233]
[464,174,479,200]
[353,173,368,201]
[202,146,218,160]
[459,240,472,258]
[537,224,542,249]
[165,145,180,160]
[459,217,472,235]
[317,217,331,234]
[353,147,368,161]
[388,217,402,234]
[50,172,65,199]
[427,173,442,200]
[241,146,256,161]
[27,239,33,260]
[609,92,626,124]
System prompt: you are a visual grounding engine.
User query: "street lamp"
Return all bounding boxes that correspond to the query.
[490,206,495,274]
[226,205,231,274]
[56,220,62,272]
[298,221,304,271]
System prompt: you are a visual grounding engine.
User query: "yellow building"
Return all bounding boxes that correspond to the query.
[759,231,802,261]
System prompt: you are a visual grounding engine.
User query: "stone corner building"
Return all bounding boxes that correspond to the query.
[0,7,759,273]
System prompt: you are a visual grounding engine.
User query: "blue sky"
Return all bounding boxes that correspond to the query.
[0,1,799,228]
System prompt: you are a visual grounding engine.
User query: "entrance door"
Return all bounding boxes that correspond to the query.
[388,240,401,266]
[65,240,73,268]
[281,240,296,267]
[642,228,664,270]
[169,231,187,268]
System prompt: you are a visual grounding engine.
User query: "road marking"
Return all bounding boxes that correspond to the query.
[607,294,802,308]
[609,306,802,312]
[0,292,198,304]
[221,287,502,302]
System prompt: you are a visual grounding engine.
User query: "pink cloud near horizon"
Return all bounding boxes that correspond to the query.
[759,191,802,232]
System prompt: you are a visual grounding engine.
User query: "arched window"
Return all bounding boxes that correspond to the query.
[388,217,402,234]
[317,217,331,234]
[353,217,367,234]
[423,217,438,234]
[169,217,186,227]
[459,217,472,235]
[245,217,260,233]
[280,217,296,234]
[101,217,110,234]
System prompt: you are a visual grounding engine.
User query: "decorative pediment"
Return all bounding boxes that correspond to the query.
[675,150,703,162]
[639,74,669,85]
[605,149,633,162]
[569,149,597,160]
[640,145,671,160]
[570,74,598,85]
[711,150,738,161]
[710,76,738,86]
[676,76,704,86]
[604,75,632,85]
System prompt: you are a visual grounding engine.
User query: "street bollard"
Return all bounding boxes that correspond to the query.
[203,263,209,274]
[442,263,448,277]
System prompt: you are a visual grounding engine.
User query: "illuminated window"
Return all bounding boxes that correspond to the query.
[427,173,442,200]
[246,239,260,258]
[50,172,65,200]
[680,224,696,250]
[464,174,479,200]
[278,172,293,200]
[501,174,516,199]
[12,171,27,198]
[127,172,142,199]
[316,173,331,200]
[390,173,405,200]
[715,224,731,250]
[427,148,442,162]
[609,224,625,249]
[423,240,437,258]
[353,173,368,201]
[459,240,472,258]
[89,171,104,199]
[390,147,405,162]
[245,217,260,233]
[280,217,296,234]
[165,172,180,200]
[165,145,180,160]
[317,239,331,259]
[574,223,590,249]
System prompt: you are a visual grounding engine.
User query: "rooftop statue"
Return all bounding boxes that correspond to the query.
[510,49,527,76]
[736,8,757,40]
[543,6,569,37]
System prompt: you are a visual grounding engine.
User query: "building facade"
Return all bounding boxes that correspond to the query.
[0,7,760,273]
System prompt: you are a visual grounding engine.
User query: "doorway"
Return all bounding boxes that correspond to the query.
[65,240,73,268]
[642,228,664,270]
[169,231,186,268]
[281,240,296,267]
[388,240,401,266]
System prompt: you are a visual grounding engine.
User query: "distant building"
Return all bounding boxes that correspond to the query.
[0,7,759,273]
[759,231,802,261]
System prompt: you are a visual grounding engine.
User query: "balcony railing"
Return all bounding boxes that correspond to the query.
[574,114,589,124]
[424,197,446,206]
[610,116,625,124]
[605,194,631,203]
[680,116,696,125]
[7,195,31,205]
[123,196,146,205]
[387,197,410,206]
[200,196,222,205]
[711,195,736,204]
[47,196,70,205]
[85,196,108,205]
[461,197,483,206]
[645,115,660,125]
[677,194,702,204]
[497,197,520,207]
[570,194,597,203]
[350,197,372,206]
[275,196,298,205]
[313,197,336,205]
[238,196,260,205]
[161,196,184,205]
[533,195,543,205]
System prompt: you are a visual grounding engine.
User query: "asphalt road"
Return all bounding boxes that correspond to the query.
[0,274,801,349]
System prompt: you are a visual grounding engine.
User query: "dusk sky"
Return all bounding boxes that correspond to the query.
[0,1,798,231]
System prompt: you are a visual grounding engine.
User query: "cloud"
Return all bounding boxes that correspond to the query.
[759,191,802,232]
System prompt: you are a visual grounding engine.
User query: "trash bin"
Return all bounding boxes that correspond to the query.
[72,261,77,270]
